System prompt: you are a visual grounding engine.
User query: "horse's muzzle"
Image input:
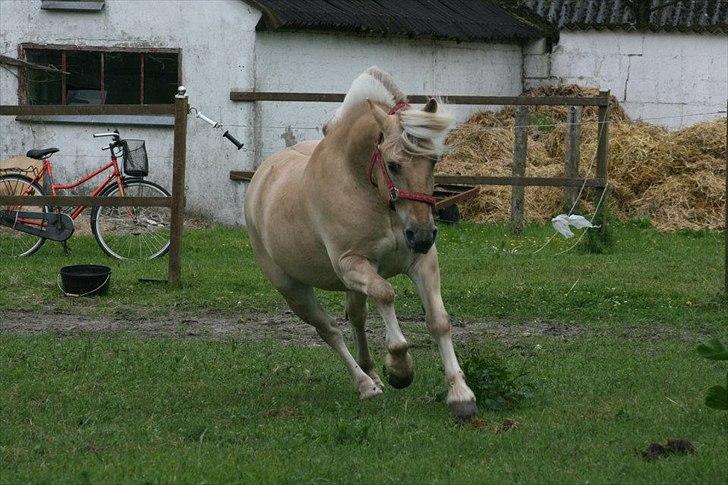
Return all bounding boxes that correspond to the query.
[404,225,438,253]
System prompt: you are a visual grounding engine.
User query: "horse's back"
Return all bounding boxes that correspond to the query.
[244,141,319,227]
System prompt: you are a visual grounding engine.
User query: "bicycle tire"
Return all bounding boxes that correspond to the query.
[0,174,49,257]
[90,178,171,260]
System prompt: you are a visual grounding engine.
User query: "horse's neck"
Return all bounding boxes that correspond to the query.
[317,107,380,189]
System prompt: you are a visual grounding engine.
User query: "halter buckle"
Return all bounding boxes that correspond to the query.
[388,187,399,202]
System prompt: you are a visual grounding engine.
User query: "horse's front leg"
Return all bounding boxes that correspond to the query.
[339,256,414,388]
[408,247,478,421]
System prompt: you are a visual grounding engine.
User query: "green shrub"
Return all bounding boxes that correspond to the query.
[458,344,534,411]
[697,338,728,411]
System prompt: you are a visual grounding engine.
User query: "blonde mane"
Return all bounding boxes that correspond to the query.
[328,66,454,158]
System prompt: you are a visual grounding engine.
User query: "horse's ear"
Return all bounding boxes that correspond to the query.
[423,98,438,113]
[367,99,389,131]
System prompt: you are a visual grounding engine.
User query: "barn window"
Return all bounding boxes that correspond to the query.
[21,45,180,106]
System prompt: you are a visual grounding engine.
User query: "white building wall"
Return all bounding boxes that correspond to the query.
[0,1,523,225]
[252,32,523,162]
[0,0,260,225]
[525,31,728,128]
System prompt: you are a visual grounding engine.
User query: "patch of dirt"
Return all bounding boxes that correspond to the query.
[0,309,712,346]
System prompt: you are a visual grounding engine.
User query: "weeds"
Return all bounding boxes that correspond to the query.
[458,343,534,411]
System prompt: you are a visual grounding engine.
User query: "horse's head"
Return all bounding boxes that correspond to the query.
[368,98,453,253]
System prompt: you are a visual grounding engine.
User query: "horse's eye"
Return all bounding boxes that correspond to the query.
[386,161,400,174]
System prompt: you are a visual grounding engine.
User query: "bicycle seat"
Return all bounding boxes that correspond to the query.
[26,147,59,160]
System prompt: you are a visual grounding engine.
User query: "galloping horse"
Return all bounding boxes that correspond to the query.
[244,67,477,420]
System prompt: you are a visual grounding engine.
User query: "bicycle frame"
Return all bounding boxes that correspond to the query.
[11,153,127,227]
[44,157,126,219]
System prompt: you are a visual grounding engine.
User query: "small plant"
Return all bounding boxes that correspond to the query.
[697,338,728,411]
[580,200,614,254]
[458,343,534,411]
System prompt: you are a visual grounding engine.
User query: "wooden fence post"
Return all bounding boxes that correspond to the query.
[595,91,610,240]
[564,106,581,212]
[510,106,528,235]
[168,86,188,288]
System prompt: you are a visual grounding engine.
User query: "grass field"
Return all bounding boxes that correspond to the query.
[1,222,727,483]
[0,221,726,326]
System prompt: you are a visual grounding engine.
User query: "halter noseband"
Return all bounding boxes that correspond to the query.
[367,101,437,209]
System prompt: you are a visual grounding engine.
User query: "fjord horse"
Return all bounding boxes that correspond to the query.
[244,67,477,420]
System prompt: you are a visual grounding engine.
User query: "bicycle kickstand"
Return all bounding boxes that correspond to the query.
[62,239,71,255]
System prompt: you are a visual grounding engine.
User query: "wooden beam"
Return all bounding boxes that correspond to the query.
[230,170,607,189]
[229,90,610,107]
[511,106,527,235]
[434,175,607,188]
[564,106,582,211]
[167,91,188,288]
[596,90,611,239]
[0,104,175,116]
[0,54,69,74]
[0,196,170,207]
[229,170,255,182]
[434,186,479,210]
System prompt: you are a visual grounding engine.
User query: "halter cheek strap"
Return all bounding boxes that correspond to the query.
[368,102,437,209]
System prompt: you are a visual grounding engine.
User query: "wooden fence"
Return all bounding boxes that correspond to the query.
[230,89,611,236]
[0,91,189,286]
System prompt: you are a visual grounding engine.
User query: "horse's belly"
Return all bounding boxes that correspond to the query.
[245,149,346,291]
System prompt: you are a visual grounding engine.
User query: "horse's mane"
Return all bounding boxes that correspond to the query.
[328,66,453,158]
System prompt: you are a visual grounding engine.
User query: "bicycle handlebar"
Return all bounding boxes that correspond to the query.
[93,132,119,138]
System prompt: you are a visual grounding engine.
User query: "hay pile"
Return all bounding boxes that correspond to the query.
[439,85,726,231]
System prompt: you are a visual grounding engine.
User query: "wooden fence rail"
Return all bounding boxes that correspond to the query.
[230,91,610,107]
[230,89,612,237]
[0,96,187,286]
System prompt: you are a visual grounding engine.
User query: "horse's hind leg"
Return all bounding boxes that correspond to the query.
[282,284,383,400]
[345,291,383,389]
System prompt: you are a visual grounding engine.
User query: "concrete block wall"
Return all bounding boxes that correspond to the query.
[524,31,728,128]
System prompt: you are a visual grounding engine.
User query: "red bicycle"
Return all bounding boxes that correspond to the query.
[0,130,171,259]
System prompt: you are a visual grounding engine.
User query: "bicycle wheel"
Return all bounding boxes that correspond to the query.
[91,179,171,260]
[0,174,48,257]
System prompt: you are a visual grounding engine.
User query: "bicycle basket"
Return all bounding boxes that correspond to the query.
[121,139,148,177]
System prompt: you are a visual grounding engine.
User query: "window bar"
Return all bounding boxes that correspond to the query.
[61,51,67,105]
[140,53,145,104]
[100,52,105,104]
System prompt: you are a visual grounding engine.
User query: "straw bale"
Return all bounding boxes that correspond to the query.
[439,84,726,230]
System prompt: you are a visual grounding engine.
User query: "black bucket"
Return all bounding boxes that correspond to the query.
[59,265,112,297]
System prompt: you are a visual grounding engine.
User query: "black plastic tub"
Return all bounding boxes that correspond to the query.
[59,265,111,297]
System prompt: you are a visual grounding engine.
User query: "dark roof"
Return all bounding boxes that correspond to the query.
[244,0,551,42]
[525,0,728,33]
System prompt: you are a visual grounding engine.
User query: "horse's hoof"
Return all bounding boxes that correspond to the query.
[367,370,384,389]
[449,400,478,423]
[359,385,383,400]
[388,370,414,389]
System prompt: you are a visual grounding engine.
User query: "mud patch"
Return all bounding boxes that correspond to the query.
[0,310,712,346]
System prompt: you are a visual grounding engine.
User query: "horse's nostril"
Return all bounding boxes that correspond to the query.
[405,229,415,243]
[432,227,438,240]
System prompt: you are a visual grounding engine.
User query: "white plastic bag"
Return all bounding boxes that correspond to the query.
[551,214,600,239]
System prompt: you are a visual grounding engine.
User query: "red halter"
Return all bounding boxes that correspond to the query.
[367,101,437,209]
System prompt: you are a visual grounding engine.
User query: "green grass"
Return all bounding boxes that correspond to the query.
[0,222,725,329]
[2,334,727,483]
[2,222,728,482]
